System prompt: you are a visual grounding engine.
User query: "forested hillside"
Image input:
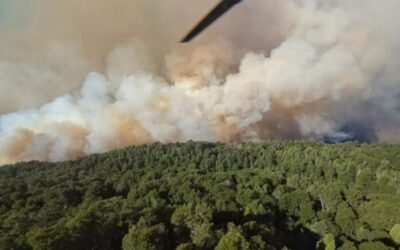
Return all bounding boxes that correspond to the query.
[1,141,400,250]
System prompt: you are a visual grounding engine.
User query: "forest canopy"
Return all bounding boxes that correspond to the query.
[0,140,400,250]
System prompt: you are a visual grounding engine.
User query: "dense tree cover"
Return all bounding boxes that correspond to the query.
[0,140,400,250]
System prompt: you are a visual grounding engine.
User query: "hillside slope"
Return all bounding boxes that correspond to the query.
[1,141,400,250]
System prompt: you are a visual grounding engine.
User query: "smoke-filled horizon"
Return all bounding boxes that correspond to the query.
[1,0,400,165]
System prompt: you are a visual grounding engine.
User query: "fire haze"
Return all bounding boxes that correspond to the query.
[1,0,400,164]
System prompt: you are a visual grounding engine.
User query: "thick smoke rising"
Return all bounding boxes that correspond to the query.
[1,0,400,164]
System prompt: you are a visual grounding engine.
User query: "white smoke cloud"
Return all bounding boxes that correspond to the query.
[1,0,400,164]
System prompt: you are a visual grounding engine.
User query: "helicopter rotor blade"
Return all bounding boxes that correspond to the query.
[181,0,243,43]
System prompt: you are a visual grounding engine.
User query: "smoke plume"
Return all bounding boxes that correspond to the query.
[1,0,400,164]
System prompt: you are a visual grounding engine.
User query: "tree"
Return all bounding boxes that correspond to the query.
[316,234,336,250]
[390,224,400,245]
[2,141,400,249]
[358,241,393,250]
[122,219,167,250]
[335,202,356,236]
[215,223,250,250]
[26,226,70,250]
[171,203,215,247]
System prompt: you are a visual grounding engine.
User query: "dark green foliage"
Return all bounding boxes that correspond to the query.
[1,140,400,249]
[215,223,250,250]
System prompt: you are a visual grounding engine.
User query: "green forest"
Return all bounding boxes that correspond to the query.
[1,140,400,250]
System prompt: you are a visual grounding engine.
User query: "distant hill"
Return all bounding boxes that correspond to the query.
[1,141,400,250]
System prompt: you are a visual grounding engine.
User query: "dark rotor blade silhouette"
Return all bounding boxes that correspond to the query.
[181,0,243,43]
